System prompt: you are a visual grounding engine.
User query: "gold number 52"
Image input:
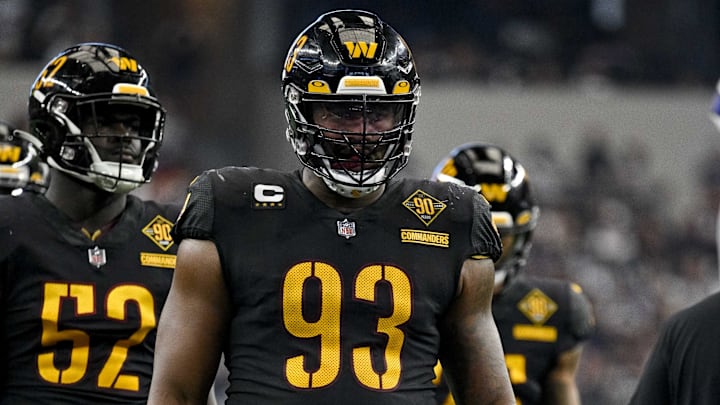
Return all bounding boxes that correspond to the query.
[37,282,156,391]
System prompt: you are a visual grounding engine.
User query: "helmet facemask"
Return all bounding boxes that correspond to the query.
[492,212,535,289]
[281,10,421,198]
[38,85,165,193]
[285,84,417,198]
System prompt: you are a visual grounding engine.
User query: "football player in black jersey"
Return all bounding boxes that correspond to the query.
[431,143,596,405]
[148,9,514,405]
[0,43,184,404]
[0,120,49,195]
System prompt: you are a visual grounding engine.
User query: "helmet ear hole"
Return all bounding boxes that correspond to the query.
[403,143,412,157]
[30,120,62,157]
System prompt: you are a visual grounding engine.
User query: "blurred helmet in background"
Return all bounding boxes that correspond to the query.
[0,121,49,195]
[432,142,539,288]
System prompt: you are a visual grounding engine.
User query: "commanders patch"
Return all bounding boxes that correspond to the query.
[402,189,446,226]
[400,229,449,248]
[517,288,558,325]
[142,215,175,251]
[140,252,176,269]
[253,183,285,209]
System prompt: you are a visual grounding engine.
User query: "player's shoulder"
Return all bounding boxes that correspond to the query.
[0,191,31,206]
[194,166,296,190]
[0,192,40,223]
[402,177,478,196]
[201,166,293,180]
[391,177,486,223]
[127,195,182,222]
[0,194,16,211]
[515,275,596,337]
[667,290,720,328]
[521,274,587,294]
[184,166,300,214]
[511,275,592,309]
[394,177,484,209]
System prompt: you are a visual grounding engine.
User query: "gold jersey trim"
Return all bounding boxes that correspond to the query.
[140,252,176,269]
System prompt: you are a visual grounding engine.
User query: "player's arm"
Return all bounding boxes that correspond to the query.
[543,281,595,405]
[543,345,584,405]
[438,257,515,405]
[148,239,230,405]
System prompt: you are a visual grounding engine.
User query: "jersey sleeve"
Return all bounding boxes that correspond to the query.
[172,170,217,242]
[469,191,503,262]
[567,282,596,342]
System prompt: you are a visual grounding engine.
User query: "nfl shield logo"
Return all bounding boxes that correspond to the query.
[88,246,107,268]
[337,218,356,239]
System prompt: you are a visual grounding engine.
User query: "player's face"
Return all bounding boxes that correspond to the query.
[312,102,400,172]
[312,102,397,133]
[81,111,143,164]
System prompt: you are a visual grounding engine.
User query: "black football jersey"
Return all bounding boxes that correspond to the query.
[435,275,595,405]
[0,193,179,404]
[174,167,502,405]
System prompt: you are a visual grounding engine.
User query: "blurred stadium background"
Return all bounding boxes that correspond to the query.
[2,1,720,403]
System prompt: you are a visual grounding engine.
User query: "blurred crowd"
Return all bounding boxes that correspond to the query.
[2,1,720,404]
[523,125,720,403]
[3,0,719,85]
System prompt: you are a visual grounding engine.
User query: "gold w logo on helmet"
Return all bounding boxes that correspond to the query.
[479,183,509,203]
[0,144,22,163]
[344,41,378,59]
[107,56,138,72]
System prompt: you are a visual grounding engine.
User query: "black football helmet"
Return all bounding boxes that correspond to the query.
[431,143,539,288]
[282,9,421,198]
[27,42,165,193]
[0,121,49,195]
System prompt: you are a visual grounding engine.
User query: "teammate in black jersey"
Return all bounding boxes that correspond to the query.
[431,143,596,405]
[0,43,182,404]
[0,120,48,195]
[148,10,515,405]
